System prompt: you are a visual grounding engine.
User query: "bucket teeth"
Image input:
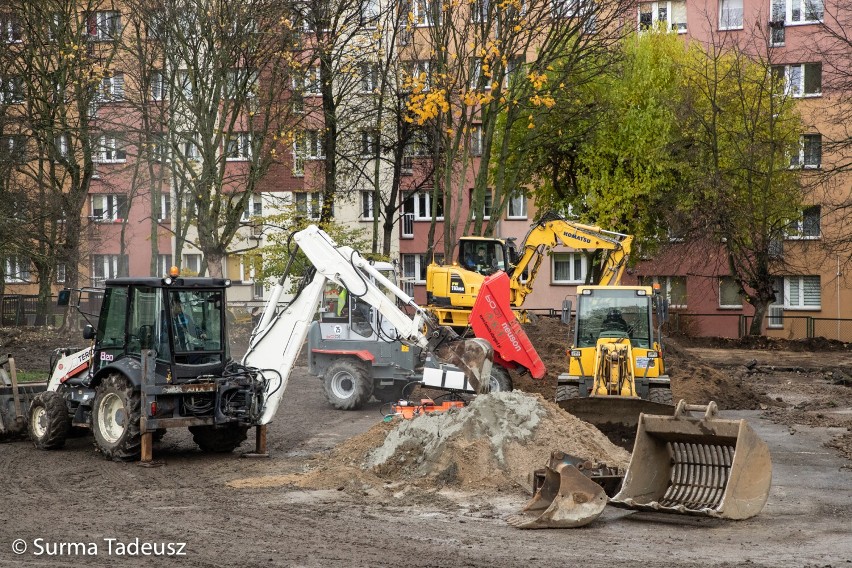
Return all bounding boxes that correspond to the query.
[507,463,607,529]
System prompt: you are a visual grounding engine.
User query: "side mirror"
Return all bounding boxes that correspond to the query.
[561,299,572,326]
[83,325,96,340]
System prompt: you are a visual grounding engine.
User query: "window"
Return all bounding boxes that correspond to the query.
[1,13,22,42]
[638,1,686,33]
[407,61,431,91]
[505,56,525,88]
[294,130,324,160]
[54,134,69,159]
[99,72,125,101]
[56,263,66,284]
[472,0,488,22]
[470,189,492,220]
[157,254,173,277]
[361,0,380,26]
[470,125,483,156]
[294,66,321,95]
[242,193,263,220]
[1,135,27,163]
[553,0,582,19]
[227,68,258,98]
[643,276,687,308]
[785,275,820,309]
[470,58,482,89]
[787,205,820,239]
[404,129,432,158]
[179,133,200,161]
[770,0,785,45]
[719,0,743,29]
[360,63,378,93]
[774,0,823,24]
[176,70,193,100]
[158,194,172,222]
[719,276,743,308]
[772,63,821,97]
[402,253,428,284]
[406,191,443,220]
[92,254,123,286]
[412,0,439,26]
[361,130,378,157]
[87,11,121,40]
[95,135,126,163]
[507,194,527,219]
[183,254,202,275]
[361,190,376,220]
[226,133,252,161]
[552,252,587,284]
[5,256,30,282]
[151,71,165,101]
[91,194,128,222]
[0,76,24,104]
[294,191,328,219]
[790,134,821,168]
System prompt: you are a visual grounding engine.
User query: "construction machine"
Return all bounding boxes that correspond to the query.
[9,225,498,462]
[426,212,632,328]
[308,264,545,410]
[556,284,674,431]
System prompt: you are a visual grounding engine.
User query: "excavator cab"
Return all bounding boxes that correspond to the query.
[458,238,509,276]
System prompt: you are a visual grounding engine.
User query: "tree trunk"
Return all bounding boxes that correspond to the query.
[749,300,768,336]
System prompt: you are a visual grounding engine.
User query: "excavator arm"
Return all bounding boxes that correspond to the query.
[243,225,493,425]
[510,213,632,306]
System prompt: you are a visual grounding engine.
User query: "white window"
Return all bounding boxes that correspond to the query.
[553,0,582,19]
[54,134,69,158]
[406,191,443,220]
[785,275,820,309]
[786,206,820,239]
[408,61,431,91]
[790,134,821,168]
[1,135,27,163]
[361,0,380,26]
[638,1,686,33]
[719,276,743,308]
[176,70,193,100]
[470,189,492,220]
[472,0,488,22]
[295,192,328,219]
[361,130,378,156]
[99,72,124,101]
[55,263,66,284]
[719,0,743,29]
[470,125,483,156]
[2,13,22,43]
[95,135,126,163]
[360,63,378,93]
[5,256,31,282]
[361,190,376,220]
[242,193,263,220]
[91,194,128,222]
[552,252,587,284]
[507,194,527,219]
[0,76,24,104]
[92,254,121,286]
[226,133,252,161]
[774,0,823,24]
[227,68,258,98]
[412,0,439,26]
[158,194,172,222]
[293,66,321,95]
[157,254,173,277]
[87,11,121,40]
[644,275,687,308]
[183,253,202,275]
[773,63,821,97]
[179,133,200,161]
[470,58,482,89]
[768,277,784,328]
[294,130,324,160]
[402,253,428,284]
[151,71,165,101]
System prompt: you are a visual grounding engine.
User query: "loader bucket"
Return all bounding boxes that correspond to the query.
[0,357,47,441]
[506,459,607,529]
[610,401,772,520]
[469,272,546,379]
[559,396,675,432]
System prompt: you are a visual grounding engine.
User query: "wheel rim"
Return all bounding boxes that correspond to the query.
[330,370,356,399]
[97,392,127,444]
[31,405,47,438]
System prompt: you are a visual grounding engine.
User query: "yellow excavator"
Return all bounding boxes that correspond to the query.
[425,212,632,329]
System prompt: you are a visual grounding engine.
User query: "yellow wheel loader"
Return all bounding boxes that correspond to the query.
[556,285,674,431]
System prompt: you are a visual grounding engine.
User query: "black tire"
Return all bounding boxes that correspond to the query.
[373,382,408,404]
[189,424,249,453]
[648,386,673,405]
[555,384,581,403]
[28,391,71,450]
[323,359,373,410]
[487,366,513,393]
[91,373,141,461]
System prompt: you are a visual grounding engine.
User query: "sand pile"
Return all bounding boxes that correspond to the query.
[229,391,629,494]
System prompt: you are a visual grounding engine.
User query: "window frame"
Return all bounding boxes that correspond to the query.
[784,275,821,310]
[87,10,122,41]
[5,255,31,283]
[226,132,252,161]
[718,276,743,309]
[402,253,428,284]
[638,1,687,33]
[91,194,128,223]
[507,194,527,219]
[551,252,588,284]
[361,190,376,221]
[790,134,821,169]
[773,63,822,98]
[718,0,743,30]
[95,135,127,163]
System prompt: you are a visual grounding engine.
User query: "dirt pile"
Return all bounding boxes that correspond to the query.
[229,391,629,495]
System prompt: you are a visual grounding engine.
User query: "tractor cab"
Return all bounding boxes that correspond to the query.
[91,278,230,382]
[457,237,510,277]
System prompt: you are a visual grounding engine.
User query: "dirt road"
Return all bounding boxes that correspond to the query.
[2,357,851,568]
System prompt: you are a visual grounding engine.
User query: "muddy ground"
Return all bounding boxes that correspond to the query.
[0,323,851,567]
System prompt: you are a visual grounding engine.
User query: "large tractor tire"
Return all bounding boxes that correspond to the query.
[28,391,71,450]
[323,359,373,410]
[648,386,674,405]
[487,366,513,393]
[555,384,581,402]
[189,424,249,453]
[91,374,141,461]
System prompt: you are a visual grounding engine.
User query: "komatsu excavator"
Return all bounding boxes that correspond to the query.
[8,225,496,462]
[426,211,632,328]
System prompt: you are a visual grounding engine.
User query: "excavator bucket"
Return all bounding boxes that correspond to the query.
[432,337,493,393]
[610,401,772,520]
[506,452,608,529]
[469,271,546,379]
[0,356,46,441]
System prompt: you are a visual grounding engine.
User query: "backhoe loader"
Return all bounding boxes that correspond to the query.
[426,211,632,328]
